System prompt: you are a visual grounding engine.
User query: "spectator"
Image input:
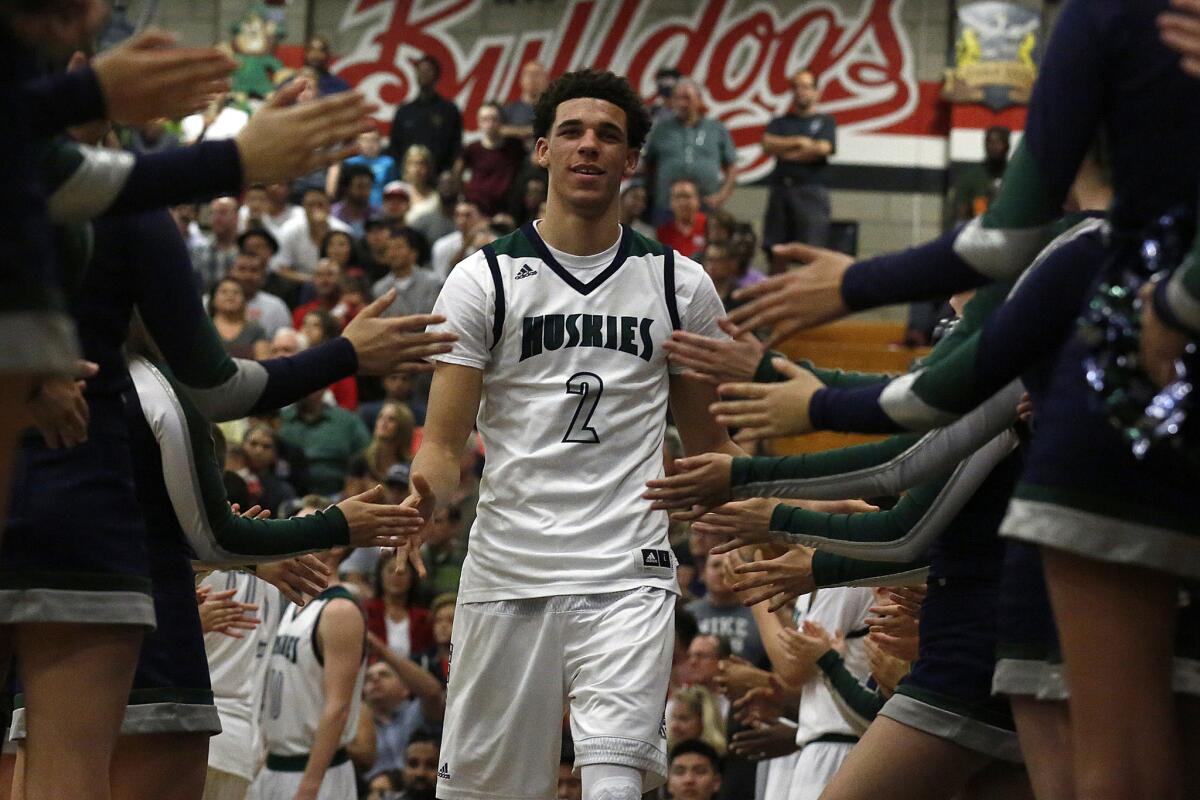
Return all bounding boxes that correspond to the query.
[366,770,404,800]
[649,66,682,124]
[121,119,179,155]
[643,78,737,217]
[668,686,727,756]
[379,181,412,227]
[269,327,308,358]
[239,423,297,515]
[360,660,436,780]
[361,217,394,280]
[392,734,441,800]
[291,258,343,329]
[685,553,769,668]
[278,388,371,495]
[238,182,304,241]
[371,228,443,318]
[762,67,836,266]
[276,187,353,284]
[510,172,548,226]
[180,92,249,144]
[619,180,657,239]
[191,196,240,291]
[319,229,360,274]
[667,740,723,800]
[208,277,268,359]
[360,371,427,429]
[949,125,1010,224]
[500,59,548,149]
[229,247,292,338]
[700,240,741,311]
[303,33,351,96]
[334,273,370,328]
[415,505,466,607]
[400,145,440,224]
[656,178,707,257]
[683,634,731,722]
[388,54,463,175]
[360,400,415,482]
[299,308,359,409]
[408,172,460,246]
[246,405,311,495]
[705,209,737,245]
[338,130,399,209]
[332,163,379,236]
[172,203,209,251]
[430,199,484,280]
[456,100,525,215]
[366,548,434,660]
[414,593,455,686]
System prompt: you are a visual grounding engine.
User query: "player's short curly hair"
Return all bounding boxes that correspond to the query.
[533,69,653,151]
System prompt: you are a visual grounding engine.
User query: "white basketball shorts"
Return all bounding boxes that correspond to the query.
[251,760,355,800]
[436,587,675,800]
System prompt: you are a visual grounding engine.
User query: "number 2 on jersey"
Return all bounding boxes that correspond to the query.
[562,371,604,444]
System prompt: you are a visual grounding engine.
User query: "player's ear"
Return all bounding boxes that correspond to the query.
[535,137,551,170]
[624,148,640,179]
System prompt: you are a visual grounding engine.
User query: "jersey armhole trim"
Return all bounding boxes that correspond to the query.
[664,248,682,331]
[482,244,506,350]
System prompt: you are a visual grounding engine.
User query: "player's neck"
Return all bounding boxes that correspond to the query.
[537,198,621,256]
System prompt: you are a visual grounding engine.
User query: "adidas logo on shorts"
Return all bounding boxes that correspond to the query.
[515,264,537,279]
[438,762,451,780]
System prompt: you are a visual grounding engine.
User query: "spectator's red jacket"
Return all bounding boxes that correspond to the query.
[364,598,434,656]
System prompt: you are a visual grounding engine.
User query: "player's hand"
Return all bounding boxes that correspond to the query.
[712,359,825,441]
[727,244,853,344]
[715,655,772,699]
[1016,391,1034,423]
[91,29,235,125]
[341,292,458,375]
[400,473,437,527]
[336,485,426,547]
[663,319,765,386]
[236,81,378,185]
[197,588,259,638]
[732,683,784,727]
[257,555,332,607]
[730,546,816,611]
[643,452,733,519]
[1137,281,1191,388]
[865,602,919,642]
[865,635,911,694]
[694,498,779,553]
[1160,0,1200,78]
[27,360,97,449]
[729,720,800,761]
[778,620,836,664]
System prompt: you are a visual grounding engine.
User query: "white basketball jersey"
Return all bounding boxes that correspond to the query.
[261,586,365,756]
[203,569,284,779]
[429,222,726,603]
[793,587,875,745]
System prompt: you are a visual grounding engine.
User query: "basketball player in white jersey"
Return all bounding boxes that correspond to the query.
[252,548,366,800]
[202,568,284,800]
[405,69,741,800]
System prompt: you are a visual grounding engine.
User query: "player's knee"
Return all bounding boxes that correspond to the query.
[584,777,641,800]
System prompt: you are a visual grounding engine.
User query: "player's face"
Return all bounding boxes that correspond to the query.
[667,754,720,800]
[403,742,440,793]
[536,97,637,217]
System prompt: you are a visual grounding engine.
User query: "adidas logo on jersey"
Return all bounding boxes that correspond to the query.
[438,763,451,780]
[515,264,537,279]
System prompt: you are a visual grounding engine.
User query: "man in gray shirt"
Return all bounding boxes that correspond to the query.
[371,227,444,318]
[684,552,768,668]
[641,79,738,220]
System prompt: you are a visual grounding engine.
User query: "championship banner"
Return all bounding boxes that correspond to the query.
[326,0,945,184]
[942,0,1041,110]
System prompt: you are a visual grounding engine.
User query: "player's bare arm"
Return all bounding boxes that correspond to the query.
[406,362,484,521]
[297,599,365,800]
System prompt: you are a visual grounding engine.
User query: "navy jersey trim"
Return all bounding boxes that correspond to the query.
[519,222,633,296]
[663,247,682,330]
[482,244,506,351]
